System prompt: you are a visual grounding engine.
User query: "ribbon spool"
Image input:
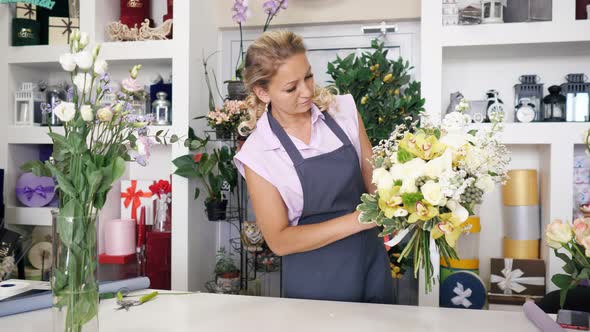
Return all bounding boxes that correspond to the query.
[440,271,487,310]
[502,237,539,259]
[502,170,538,206]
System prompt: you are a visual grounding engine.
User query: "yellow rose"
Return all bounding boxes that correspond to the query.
[545,220,573,249]
[421,180,446,206]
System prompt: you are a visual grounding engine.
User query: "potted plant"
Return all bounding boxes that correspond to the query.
[327,39,426,145]
[226,0,289,100]
[214,247,240,294]
[172,139,238,221]
[196,99,249,140]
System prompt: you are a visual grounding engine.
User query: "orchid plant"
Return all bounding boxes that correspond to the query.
[231,0,289,80]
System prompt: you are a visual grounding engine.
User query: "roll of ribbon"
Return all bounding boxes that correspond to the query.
[502,205,541,240]
[440,259,480,284]
[465,216,481,233]
[104,219,136,256]
[502,170,538,206]
[503,237,539,259]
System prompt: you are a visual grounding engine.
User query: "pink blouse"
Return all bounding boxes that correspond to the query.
[233,94,362,226]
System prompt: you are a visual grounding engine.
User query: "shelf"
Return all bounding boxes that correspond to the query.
[5,126,63,144]
[469,122,589,145]
[441,20,590,48]
[5,206,53,226]
[6,40,175,68]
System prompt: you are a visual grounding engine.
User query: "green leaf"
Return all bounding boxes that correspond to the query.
[111,157,126,183]
[559,288,569,309]
[468,129,477,136]
[397,147,414,163]
[394,180,403,186]
[170,134,179,143]
[552,274,574,289]
[194,187,200,200]
[156,130,163,136]
[433,128,441,140]
[174,166,198,178]
[47,163,77,198]
[173,155,196,169]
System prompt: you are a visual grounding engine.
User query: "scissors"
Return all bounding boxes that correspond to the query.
[115,289,158,311]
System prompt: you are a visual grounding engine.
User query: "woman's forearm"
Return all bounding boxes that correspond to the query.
[269,211,374,256]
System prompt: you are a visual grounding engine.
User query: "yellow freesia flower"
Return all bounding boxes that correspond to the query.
[378,186,405,218]
[431,213,466,247]
[407,201,439,224]
[399,132,446,161]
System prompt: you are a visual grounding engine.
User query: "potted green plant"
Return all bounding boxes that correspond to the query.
[172,138,238,221]
[214,247,240,294]
[327,39,426,145]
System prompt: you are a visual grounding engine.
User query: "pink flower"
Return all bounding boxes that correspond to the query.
[581,235,590,257]
[121,78,143,93]
[573,218,590,243]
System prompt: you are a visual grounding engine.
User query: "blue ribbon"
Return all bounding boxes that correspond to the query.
[16,185,55,201]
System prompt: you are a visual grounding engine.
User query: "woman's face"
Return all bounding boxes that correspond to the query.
[255,52,315,115]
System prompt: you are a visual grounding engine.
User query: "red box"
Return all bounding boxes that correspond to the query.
[120,0,151,28]
[146,231,171,290]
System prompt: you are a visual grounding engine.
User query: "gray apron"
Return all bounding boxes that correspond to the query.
[268,106,393,304]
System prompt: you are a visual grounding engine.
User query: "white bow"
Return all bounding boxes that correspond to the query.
[451,282,472,308]
[383,225,440,279]
[490,258,545,295]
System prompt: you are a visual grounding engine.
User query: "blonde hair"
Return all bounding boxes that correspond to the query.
[238,30,335,136]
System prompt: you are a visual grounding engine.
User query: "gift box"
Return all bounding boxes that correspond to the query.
[48,17,79,45]
[15,173,56,207]
[121,180,154,222]
[145,231,171,290]
[575,168,590,184]
[120,0,151,28]
[16,3,37,20]
[440,271,486,310]
[488,258,545,305]
[37,0,69,45]
[12,18,40,46]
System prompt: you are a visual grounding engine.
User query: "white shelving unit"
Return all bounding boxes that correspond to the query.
[0,1,220,292]
[420,0,590,307]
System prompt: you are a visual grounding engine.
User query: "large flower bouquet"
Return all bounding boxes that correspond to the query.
[357,111,510,292]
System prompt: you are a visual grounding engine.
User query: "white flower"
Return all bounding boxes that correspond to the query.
[73,73,93,95]
[97,107,113,122]
[92,44,101,59]
[79,32,89,49]
[440,131,469,150]
[421,180,446,206]
[53,102,76,122]
[59,53,76,72]
[447,199,469,223]
[372,168,394,190]
[442,111,471,132]
[424,150,453,178]
[390,158,426,181]
[464,148,485,172]
[394,208,409,217]
[400,179,418,194]
[94,59,108,76]
[74,51,93,71]
[476,174,495,193]
[80,105,93,121]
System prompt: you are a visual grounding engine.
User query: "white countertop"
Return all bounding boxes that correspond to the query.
[0,292,567,332]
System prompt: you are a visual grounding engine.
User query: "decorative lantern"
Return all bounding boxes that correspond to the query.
[514,75,544,122]
[543,85,566,122]
[561,73,590,122]
[151,92,171,125]
[481,0,505,23]
[14,82,44,126]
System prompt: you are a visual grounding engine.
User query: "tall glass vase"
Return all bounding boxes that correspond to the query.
[51,210,99,332]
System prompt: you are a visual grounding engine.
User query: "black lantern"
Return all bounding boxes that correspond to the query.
[514,75,544,122]
[543,85,566,122]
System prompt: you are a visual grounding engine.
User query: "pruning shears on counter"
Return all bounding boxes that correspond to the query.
[115,290,158,311]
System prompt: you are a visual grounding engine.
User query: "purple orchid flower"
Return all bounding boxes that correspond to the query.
[232,0,250,24]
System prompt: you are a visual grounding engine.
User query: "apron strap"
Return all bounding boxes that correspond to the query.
[267,105,305,167]
[322,111,353,147]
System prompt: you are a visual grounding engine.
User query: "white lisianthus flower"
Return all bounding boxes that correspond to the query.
[400,179,418,194]
[440,130,469,150]
[74,51,93,71]
[80,105,94,122]
[79,32,89,50]
[59,53,76,72]
[97,107,113,122]
[53,102,76,122]
[476,174,495,193]
[421,180,446,206]
[73,73,93,96]
[390,158,426,181]
[372,168,394,190]
[446,199,469,223]
[545,220,573,249]
[424,149,453,178]
[93,59,108,76]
